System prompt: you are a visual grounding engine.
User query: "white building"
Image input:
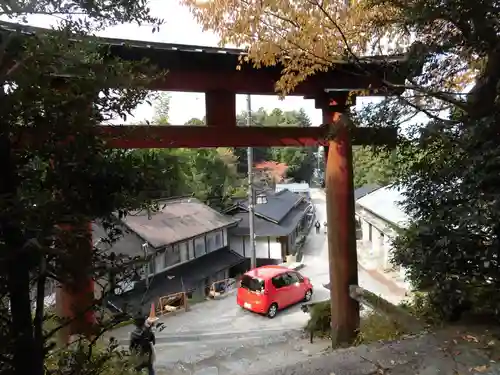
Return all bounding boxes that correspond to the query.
[355,185,410,288]
[275,183,311,200]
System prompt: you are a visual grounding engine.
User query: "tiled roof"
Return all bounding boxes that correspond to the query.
[230,200,312,237]
[238,189,303,223]
[121,197,239,249]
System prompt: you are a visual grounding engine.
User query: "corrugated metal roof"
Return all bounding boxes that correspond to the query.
[121,198,239,249]
[356,185,409,228]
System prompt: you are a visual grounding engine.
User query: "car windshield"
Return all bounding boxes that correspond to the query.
[240,275,265,292]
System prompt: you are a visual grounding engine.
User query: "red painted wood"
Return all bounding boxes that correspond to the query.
[323,109,360,345]
[148,70,395,96]
[205,91,236,128]
[55,198,96,341]
[91,125,395,148]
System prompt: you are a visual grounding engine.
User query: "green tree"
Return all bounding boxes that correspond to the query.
[352,147,398,189]
[233,107,317,182]
[185,117,206,126]
[152,93,171,125]
[0,4,162,375]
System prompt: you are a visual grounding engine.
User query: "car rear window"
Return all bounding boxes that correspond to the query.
[240,275,265,292]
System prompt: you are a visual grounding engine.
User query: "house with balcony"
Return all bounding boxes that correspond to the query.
[93,197,243,312]
[225,189,314,270]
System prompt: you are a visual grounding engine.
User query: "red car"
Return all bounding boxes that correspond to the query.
[237,265,313,318]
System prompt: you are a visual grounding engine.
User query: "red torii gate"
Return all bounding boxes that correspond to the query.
[23,31,409,343]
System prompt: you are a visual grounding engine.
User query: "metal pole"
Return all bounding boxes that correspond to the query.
[247,94,257,269]
[142,243,149,289]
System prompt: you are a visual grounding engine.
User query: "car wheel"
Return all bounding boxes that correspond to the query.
[267,303,278,319]
[304,289,313,302]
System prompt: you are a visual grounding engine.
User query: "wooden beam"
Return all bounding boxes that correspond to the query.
[205,91,236,128]
[90,125,396,149]
[324,105,360,345]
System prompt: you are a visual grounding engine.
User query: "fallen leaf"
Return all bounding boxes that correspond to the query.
[463,335,479,343]
[472,365,489,372]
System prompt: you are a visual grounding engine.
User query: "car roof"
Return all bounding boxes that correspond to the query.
[244,265,292,280]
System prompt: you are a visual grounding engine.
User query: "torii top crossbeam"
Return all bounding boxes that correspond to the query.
[1,21,408,148]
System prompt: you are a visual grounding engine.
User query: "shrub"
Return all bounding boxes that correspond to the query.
[355,312,407,344]
[45,338,135,375]
[304,301,331,338]
[304,301,407,345]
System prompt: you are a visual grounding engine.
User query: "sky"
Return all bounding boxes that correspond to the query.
[4,0,393,127]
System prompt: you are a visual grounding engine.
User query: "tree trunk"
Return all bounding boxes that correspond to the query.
[0,131,44,375]
[7,260,44,375]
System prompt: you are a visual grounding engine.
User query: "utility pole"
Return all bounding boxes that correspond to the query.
[247,94,257,269]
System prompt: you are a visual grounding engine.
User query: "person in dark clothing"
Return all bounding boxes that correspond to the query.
[129,315,156,375]
[314,221,320,234]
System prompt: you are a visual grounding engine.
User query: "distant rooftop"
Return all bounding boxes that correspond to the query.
[121,197,239,248]
[275,183,310,193]
[356,185,409,228]
[354,184,381,200]
[238,189,303,223]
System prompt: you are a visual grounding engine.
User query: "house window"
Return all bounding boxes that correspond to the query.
[162,246,171,269]
[256,194,268,204]
[215,232,222,248]
[148,257,155,275]
[194,237,205,258]
[164,245,181,267]
[207,236,215,253]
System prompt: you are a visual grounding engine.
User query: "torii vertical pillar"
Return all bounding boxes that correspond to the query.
[320,94,360,345]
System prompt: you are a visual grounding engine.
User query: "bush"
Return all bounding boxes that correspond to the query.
[304,301,407,345]
[45,338,136,375]
[399,291,442,325]
[392,114,500,323]
[355,312,407,344]
[304,301,331,338]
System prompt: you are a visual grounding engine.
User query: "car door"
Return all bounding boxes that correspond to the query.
[271,274,291,307]
[286,272,303,304]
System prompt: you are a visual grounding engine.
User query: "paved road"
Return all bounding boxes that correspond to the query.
[112,188,407,375]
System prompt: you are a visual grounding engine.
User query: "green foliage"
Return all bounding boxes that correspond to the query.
[0,4,163,375]
[137,104,246,209]
[233,107,317,182]
[304,301,331,338]
[45,338,135,375]
[352,147,398,189]
[355,313,407,345]
[392,113,500,321]
[304,301,407,345]
[152,93,171,125]
[399,292,442,326]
